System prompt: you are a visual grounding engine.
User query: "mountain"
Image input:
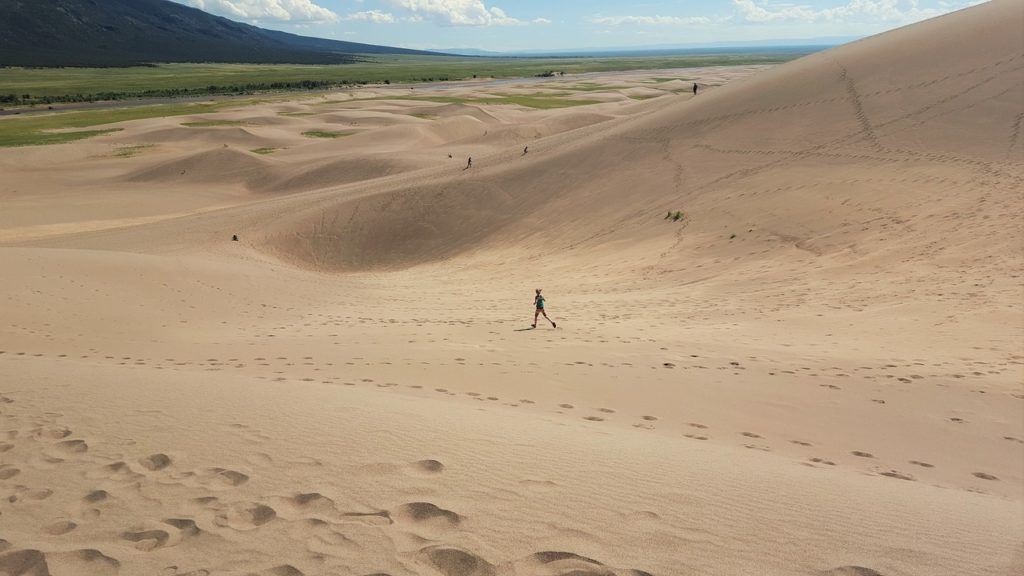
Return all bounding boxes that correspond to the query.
[502,36,862,57]
[0,0,438,67]
[436,48,505,57]
[444,37,860,58]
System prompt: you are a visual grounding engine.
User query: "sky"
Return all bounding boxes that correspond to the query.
[175,0,982,52]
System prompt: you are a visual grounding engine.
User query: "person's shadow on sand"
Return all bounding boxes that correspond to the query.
[514,327,536,332]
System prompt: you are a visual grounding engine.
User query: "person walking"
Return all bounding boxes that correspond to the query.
[466,156,473,169]
[533,289,556,329]
[693,82,699,95]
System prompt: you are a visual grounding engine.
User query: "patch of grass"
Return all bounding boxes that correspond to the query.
[628,94,666,101]
[4,127,123,147]
[410,113,437,120]
[114,144,154,158]
[302,130,354,139]
[250,147,280,154]
[279,111,315,117]
[181,119,247,127]
[0,101,229,147]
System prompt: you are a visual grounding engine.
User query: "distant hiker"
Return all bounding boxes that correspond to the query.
[466,157,473,169]
[533,289,556,329]
[448,153,453,159]
[693,83,699,95]
[523,146,529,155]
[231,234,239,242]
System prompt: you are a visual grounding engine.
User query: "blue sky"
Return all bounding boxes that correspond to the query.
[178,1,980,51]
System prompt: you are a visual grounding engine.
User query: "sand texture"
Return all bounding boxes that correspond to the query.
[0,1,1022,575]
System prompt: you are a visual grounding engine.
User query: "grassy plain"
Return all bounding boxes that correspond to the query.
[0,101,229,146]
[0,52,807,103]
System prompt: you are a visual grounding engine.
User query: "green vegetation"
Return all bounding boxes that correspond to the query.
[0,52,808,106]
[0,127,123,147]
[666,211,684,222]
[0,101,231,147]
[114,144,154,158]
[181,120,247,127]
[250,147,280,154]
[279,111,315,117]
[628,94,666,101]
[302,130,354,139]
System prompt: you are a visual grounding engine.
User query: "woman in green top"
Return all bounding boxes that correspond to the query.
[533,289,557,329]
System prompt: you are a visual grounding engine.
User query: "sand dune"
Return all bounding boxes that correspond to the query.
[0,2,1022,575]
[124,147,273,186]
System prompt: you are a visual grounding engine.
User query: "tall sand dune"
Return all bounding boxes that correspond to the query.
[258,0,1021,272]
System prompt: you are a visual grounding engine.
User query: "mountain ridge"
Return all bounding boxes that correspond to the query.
[0,0,439,67]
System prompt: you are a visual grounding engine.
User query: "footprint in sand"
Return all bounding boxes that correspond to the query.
[35,427,71,440]
[27,489,52,500]
[972,472,998,481]
[139,453,172,471]
[163,518,203,539]
[410,459,445,474]
[559,404,574,409]
[83,488,112,503]
[0,549,120,575]
[392,502,462,529]
[810,457,836,466]
[879,470,915,481]
[909,460,934,468]
[688,423,708,429]
[202,468,249,486]
[791,440,813,446]
[741,432,762,439]
[822,567,885,576]
[214,502,277,530]
[850,451,874,458]
[419,546,493,576]
[43,520,77,535]
[684,434,708,441]
[121,528,171,551]
[583,416,605,422]
[88,461,142,482]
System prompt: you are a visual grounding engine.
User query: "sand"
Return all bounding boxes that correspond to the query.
[0,1,1022,575]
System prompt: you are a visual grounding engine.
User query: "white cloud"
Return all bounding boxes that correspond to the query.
[343,10,397,23]
[589,15,711,26]
[385,0,542,26]
[732,0,950,24]
[185,0,338,23]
